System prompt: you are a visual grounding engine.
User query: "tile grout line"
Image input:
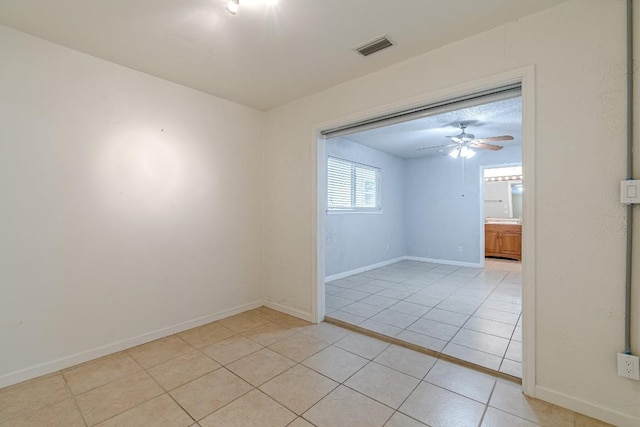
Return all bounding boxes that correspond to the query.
[327,259,522,378]
[325,316,521,385]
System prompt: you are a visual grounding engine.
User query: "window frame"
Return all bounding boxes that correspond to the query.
[327,156,382,213]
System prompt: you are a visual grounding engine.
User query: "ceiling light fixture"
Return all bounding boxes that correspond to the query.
[448,145,476,159]
[226,0,239,15]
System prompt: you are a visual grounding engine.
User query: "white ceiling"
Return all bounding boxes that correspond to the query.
[342,96,522,159]
[0,0,568,110]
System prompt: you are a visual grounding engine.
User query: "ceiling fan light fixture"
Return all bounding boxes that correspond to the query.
[460,146,476,159]
[448,147,460,159]
[226,0,239,15]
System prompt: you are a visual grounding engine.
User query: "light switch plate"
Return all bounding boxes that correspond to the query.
[620,180,640,204]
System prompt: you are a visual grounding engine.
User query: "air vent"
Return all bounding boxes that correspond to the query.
[355,36,393,57]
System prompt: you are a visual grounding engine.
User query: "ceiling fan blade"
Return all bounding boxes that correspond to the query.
[474,135,514,143]
[416,143,457,151]
[469,142,503,151]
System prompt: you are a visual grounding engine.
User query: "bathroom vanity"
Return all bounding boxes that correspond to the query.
[485,222,522,261]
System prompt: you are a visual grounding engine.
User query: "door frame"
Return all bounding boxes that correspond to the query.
[480,162,524,260]
[312,66,536,396]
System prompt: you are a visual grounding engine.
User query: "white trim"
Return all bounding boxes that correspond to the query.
[535,386,640,427]
[313,133,326,323]
[520,65,536,397]
[404,256,483,268]
[325,256,407,282]
[0,300,263,389]
[326,210,383,215]
[263,301,314,323]
[479,161,524,269]
[325,256,484,283]
[313,65,536,393]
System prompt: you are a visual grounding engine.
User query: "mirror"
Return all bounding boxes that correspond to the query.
[483,166,523,223]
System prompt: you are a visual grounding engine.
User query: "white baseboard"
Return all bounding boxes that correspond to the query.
[405,256,483,268]
[535,385,640,427]
[263,301,314,323]
[325,256,483,282]
[0,300,263,389]
[325,256,406,282]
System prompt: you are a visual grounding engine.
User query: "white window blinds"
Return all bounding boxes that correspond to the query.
[327,157,380,211]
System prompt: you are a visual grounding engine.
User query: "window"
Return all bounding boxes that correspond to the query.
[327,156,381,211]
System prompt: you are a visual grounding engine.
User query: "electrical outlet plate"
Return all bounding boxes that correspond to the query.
[617,353,640,380]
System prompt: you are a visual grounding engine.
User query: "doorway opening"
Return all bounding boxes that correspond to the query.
[316,80,529,381]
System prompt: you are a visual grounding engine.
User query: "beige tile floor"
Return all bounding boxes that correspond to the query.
[326,259,523,378]
[0,307,612,427]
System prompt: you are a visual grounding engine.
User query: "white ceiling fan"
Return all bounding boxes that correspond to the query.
[418,122,514,159]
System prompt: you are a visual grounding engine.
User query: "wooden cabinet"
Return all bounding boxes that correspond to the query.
[485,224,522,261]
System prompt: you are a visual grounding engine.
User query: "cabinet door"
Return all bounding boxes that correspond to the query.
[500,231,522,258]
[485,230,501,256]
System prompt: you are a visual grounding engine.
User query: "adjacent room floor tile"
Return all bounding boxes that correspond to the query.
[442,343,502,371]
[325,260,523,379]
[499,359,522,378]
[334,333,389,359]
[473,308,520,325]
[340,301,385,318]
[369,309,419,329]
[421,308,470,327]
[387,301,432,317]
[326,310,367,325]
[451,329,510,357]
[359,318,403,337]
[384,412,428,427]
[463,317,516,340]
[373,345,437,379]
[359,294,398,309]
[407,318,460,341]
[397,330,447,352]
[505,340,522,362]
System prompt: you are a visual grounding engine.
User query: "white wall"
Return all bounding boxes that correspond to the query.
[0,25,264,386]
[263,1,640,425]
[325,138,405,276]
[404,146,522,264]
